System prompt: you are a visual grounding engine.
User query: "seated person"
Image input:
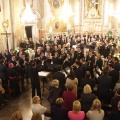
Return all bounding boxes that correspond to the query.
[51,98,69,120]
[31,96,47,115]
[68,100,85,120]
[86,99,104,120]
[48,79,63,106]
[12,111,23,120]
[109,101,120,120]
[80,84,96,113]
[111,88,120,111]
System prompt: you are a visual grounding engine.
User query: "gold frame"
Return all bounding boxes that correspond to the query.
[46,18,66,32]
[84,0,102,19]
[48,0,64,16]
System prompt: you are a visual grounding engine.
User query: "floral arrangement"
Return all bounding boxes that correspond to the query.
[13,47,20,55]
[106,30,112,39]
[46,32,52,43]
[115,31,120,41]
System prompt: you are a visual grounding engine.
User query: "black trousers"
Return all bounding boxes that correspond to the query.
[9,79,20,97]
[31,81,41,99]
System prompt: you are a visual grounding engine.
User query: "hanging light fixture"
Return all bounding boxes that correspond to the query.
[21,3,35,23]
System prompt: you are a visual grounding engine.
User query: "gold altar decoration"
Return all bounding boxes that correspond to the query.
[46,18,66,33]
[48,0,64,16]
[2,19,9,31]
[84,0,102,19]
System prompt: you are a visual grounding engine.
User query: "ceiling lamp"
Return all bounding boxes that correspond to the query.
[21,3,35,23]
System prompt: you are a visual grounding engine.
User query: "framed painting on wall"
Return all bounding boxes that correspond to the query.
[84,0,102,19]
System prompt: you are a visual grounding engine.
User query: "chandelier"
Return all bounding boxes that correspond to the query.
[20,3,40,24]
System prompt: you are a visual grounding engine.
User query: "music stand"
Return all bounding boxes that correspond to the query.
[38,71,51,93]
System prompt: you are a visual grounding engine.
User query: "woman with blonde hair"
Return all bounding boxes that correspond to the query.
[80,84,96,113]
[12,111,23,120]
[65,70,78,96]
[68,100,85,120]
[86,99,104,120]
[48,79,62,106]
[31,96,47,115]
[31,113,42,120]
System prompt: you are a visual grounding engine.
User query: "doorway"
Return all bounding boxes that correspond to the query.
[25,26,32,40]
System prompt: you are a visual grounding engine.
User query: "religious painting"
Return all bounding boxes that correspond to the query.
[84,0,102,19]
[48,0,64,16]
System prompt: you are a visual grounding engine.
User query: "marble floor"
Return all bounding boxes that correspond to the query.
[0,84,51,120]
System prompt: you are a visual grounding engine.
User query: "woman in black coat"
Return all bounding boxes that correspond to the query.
[51,98,69,120]
[80,84,96,113]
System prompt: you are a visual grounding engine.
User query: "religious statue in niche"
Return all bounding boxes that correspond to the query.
[84,0,101,19]
[55,22,59,29]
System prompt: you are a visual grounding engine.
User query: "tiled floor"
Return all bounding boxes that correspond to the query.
[0,84,51,120]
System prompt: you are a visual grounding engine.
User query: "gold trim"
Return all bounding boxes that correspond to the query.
[48,0,64,16]
[46,18,66,32]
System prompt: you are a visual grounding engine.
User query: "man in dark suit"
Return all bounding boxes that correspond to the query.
[94,54,103,70]
[98,40,105,56]
[63,53,73,69]
[80,71,95,90]
[76,47,84,60]
[97,68,112,104]
[73,61,83,87]
[54,66,66,91]
[108,64,119,90]
[112,57,120,75]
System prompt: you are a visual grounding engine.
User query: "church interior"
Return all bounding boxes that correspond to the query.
[0,0,120,120]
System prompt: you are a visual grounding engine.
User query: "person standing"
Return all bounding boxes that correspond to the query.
[29,61,41,99]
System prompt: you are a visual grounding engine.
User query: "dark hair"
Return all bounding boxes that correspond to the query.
[30,60,36,67]
[113,57,119,62]
[68,70,75,80]
[0,59,4,64]
[108,64,114,68]
[102,68,108,75]
[75,60,80,66]
[85,71,91,78]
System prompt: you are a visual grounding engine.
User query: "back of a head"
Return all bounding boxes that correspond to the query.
[12,111,23,120]
[102,68,108,75]
[85,71,91,78]
[31,113,42,120]
[55,98,64,107]
[32,96,40,104]
[69,70,75,80]
[73,100,81,113]
[51,79,59,87]
[66,83,73,91]
[83,84,92,94]
[91,99,102,113]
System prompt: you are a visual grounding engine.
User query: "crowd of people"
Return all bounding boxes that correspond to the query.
[0,32,120,119]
